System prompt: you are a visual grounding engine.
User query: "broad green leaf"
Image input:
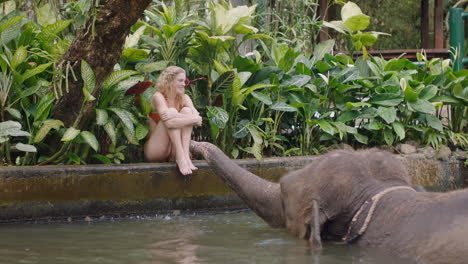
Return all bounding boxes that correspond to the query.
[368,94,403,107]
[212,71,235,92]
[122,48,149,62]
[408,99,435,114]
[430,95,461,105]
[80,131,99,151]
[346,101,371,109]
[5,107,21,119]
[376,107,396,124]
[233,56,260,73]
[15,143,37,152]
[419,85,438,100]
[352,33,376,46]
[95,109,108,126]
[36,20,72,49]
[322,21,349,34]
[364,120,384,130]
[0,120,29,137]
[270,101,297,112]
[231,148,239,159]
[404,85,418,102]
[337,110,360,122]
[333,122,357,135]
[102,70,137,89]
[0,16,24,44]
[35,3,56,27]
[92,154,112,164]
[61,127,81,142]
[19,62,52,84]
[383,129,395,145]
[33,92,54,123]
[392,121,405,140]
[207,106,229,129]
[233,120,249,139]
[0,16,23,33]
[311,39,335,65]
[250,91,272,105]
[354,133,368,144]
[122,125,138,145]
[135,123,149,140]
[426,115,443,132]
[67,152,81,164]
[108,108,134,134]
[246,125,263,144]
[81,60,96,93]
[34,119,64,143]
[124,25,146,48]
[345,14,370,31]
[317,120,336,135]
[282,75,311,88]
[104,121,117,145]
[11,46,27,70]
[341,2,364,22]
[135,61,169,73]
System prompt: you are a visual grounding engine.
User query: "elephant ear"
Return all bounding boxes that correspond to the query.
[303,200,323,249]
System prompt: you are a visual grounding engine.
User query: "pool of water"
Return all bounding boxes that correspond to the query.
[0,211,413,264]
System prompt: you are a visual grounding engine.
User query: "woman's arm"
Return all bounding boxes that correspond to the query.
[152,93,201,129]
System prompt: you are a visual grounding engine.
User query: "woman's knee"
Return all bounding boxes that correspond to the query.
[179,107,193,115]
[166,108,178,115]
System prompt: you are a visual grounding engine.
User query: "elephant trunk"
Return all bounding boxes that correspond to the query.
[191,141,285,228]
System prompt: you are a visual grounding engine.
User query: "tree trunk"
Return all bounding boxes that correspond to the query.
[190,141,285,228]
[53,0,152,128]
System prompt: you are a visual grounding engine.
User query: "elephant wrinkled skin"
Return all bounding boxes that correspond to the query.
[190,141,468,264]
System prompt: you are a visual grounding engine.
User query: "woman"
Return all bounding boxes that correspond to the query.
[144,66,202,175]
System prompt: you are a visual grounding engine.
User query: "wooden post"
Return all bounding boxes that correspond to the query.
[319,0,329,42]
[421,0,429,49]
[434,0,444,48]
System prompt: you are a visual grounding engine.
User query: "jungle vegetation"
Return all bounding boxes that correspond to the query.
[0,0,466,165]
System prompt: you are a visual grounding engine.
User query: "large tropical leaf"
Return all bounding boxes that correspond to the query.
[108,107,135,135]
[207,106,229,129]
[212,70,235,93]
[376,107,396,124]
[79,66,94,101]
[80,131,99,151]
[270,101,297,112]
[102,70,137,90]
[11,46,27,70]
[61,127,81,142]
[19,62,52,84]
[34,119,64,143]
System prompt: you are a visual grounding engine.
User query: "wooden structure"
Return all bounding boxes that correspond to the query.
[318,0,450,59]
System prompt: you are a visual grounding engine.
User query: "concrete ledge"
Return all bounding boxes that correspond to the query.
[0,156,465,222]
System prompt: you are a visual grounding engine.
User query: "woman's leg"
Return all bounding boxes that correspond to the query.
[179,107,197,170]
[165,108,193,175]
[144,118,171,162]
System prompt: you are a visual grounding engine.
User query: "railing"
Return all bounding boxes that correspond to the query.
[449,8,468,71]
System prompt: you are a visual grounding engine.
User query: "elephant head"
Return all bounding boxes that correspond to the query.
[190,141,412,247]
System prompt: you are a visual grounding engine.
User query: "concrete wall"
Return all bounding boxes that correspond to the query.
[0,156,465,222]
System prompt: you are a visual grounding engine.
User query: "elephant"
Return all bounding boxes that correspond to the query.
[190,141,468,264]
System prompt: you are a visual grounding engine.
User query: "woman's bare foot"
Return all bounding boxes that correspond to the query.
[176,158,192,175]
[186,154,198,171]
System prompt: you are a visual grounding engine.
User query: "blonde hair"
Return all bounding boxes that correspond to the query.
[156,66,186,111]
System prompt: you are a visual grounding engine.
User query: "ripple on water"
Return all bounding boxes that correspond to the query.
[0,212,414,264]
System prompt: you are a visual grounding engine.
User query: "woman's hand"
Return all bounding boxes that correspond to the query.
[194,115,202,126]
[160,109,177,121]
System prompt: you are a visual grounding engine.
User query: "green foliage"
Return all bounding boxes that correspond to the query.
[1,0,466,165]
[322,1,390,59]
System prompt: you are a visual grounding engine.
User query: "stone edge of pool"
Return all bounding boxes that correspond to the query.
[0,155,466,223]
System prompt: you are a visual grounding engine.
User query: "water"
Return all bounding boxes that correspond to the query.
[0,211,413,264]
